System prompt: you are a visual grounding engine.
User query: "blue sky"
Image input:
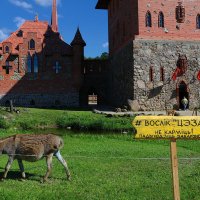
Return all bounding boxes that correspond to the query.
[0,0,108,57]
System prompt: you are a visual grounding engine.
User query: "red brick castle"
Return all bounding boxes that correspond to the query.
[0,0,86,107]
[96,0,200,110]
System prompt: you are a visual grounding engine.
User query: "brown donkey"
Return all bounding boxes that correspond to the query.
[0,134,71,182]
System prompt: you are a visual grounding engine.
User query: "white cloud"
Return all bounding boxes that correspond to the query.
[14,17,26,28]
[0,29,10,41]
[102,42,109,48]
[9,0,32,10]
[35,0,61,7]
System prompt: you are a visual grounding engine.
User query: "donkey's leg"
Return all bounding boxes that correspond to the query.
[54,151,71,181]
[17,159,26,179]
[2,156,14,179]
[43,153,53,182]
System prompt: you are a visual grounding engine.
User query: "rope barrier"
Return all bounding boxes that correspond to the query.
[1,154,200,160]
[63,155,200,160]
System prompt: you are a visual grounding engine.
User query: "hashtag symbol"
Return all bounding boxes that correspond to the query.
[135,120,141,126]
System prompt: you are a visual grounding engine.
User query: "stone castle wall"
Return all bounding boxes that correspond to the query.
[109,42,134,106]
[110,40,200,110]
[0,93,79,107]
[133,39,200,111]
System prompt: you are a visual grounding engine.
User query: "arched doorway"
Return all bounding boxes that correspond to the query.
[178,81,189,110]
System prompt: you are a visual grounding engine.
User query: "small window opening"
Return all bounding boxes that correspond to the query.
[158,12,164,28]
[176,2,185,23]
[149,67,153,82]
[5,46,9,53]
[197,14,200,29]
[29,39,35,50]
[146,11,152,27]
[160,67,165,81]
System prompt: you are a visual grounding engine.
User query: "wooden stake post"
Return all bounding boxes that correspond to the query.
[132,116,200,200]
[170,140,180,200]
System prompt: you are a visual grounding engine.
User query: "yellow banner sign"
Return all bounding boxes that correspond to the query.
[132,116,200,139]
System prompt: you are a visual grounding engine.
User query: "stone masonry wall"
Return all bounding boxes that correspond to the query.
[133,39,200,111]
[0,93,79,107]
[110,42,134,106]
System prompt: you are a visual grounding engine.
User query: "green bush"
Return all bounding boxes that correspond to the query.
[19,120,37,130]
[0,117,10,129]
[56,116,70,128]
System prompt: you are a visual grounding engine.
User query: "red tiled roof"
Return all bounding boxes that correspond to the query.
[0,20,49,54]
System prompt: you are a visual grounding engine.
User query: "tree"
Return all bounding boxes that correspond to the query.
[99,52,109,60]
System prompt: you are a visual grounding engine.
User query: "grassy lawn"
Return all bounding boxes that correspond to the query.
[0,108,133,132]
[0,130,200,200]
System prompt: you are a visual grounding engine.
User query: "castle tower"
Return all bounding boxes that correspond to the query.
[51,0,58,32]
[71,28,86,89]
[96,0,200,110]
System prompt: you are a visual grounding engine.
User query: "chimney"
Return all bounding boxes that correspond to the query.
[51,0,58,32]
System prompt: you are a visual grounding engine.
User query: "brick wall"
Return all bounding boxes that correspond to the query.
[0,21,84,107]
[106,0,200,55]
[138,0,200,40]
[108,0,138,55]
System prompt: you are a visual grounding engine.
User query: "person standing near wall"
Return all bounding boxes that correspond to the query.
[181,97,188,111]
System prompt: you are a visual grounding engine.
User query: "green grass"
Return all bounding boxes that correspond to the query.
[0,130,200,200]
[0,107,134,132]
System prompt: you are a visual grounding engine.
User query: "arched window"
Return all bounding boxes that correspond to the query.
[146,11,152,27]
[160,67,165,81]
[27,54,32,73]
[158,12,164,28]
[29,39,35,50]
[5,46,9,53]
[33,54,38,73]
[197,14,200,29]
[53,61,62,74]
[176,2,185,23]
[149,66,153,82]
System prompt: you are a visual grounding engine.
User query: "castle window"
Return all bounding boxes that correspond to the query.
[53,61,62,74]
[3,61,12,74]
[5,46,9,53]
[27,54,32,73]
[33,54,39,73]
[158,12,164,28]
[29,39,35,50]
[146,11,152,27]
[197,14,200,29]
[160,67,165,82]
[177,54,188,74]
[17,30,23,37]
[149,67,153,82]
[176,2,185,23]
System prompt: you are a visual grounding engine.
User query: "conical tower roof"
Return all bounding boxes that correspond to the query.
[71,28,86,47]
